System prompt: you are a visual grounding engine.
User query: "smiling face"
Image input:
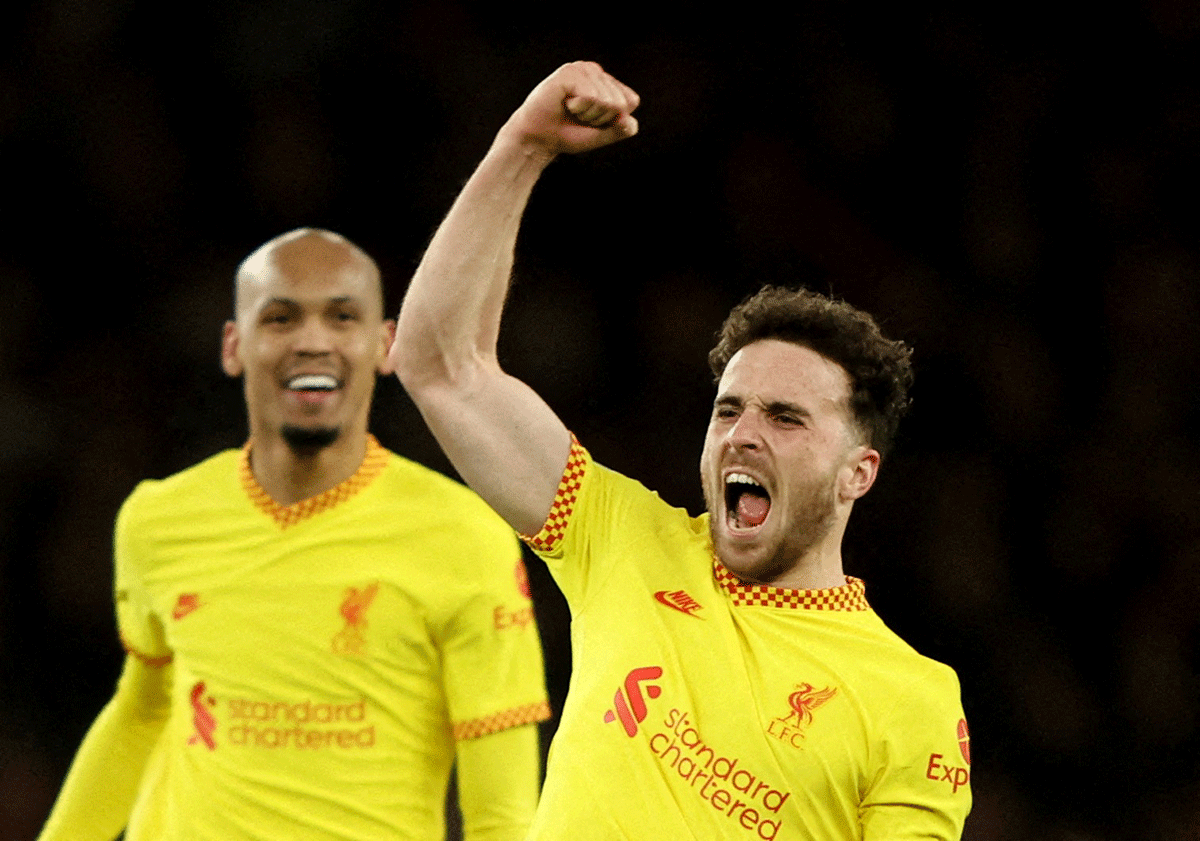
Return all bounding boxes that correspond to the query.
[221,230,393,456]
[699,339,880,587]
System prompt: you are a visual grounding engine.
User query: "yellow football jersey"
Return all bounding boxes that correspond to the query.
[115,437,549,839]
[522,438,971,840]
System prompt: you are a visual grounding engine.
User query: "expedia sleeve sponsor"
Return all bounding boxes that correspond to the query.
[860,664,971,837]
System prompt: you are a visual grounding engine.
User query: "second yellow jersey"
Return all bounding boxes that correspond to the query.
[115,437,549,840]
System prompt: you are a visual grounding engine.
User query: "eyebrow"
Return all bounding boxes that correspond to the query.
[713,394,812,419]
[260,295,362,309]
[261,296,300,309]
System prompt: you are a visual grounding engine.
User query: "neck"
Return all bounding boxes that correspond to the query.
[726,512,851,591]
[765,544,847,591]
[247,428,369,507]
[773,498,856,590]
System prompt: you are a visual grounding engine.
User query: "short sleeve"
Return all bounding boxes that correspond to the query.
[518,436,654,610]
[519,434,590,561]
[860,663,972,839]
[440,524,550,741]
[114,485,172,667]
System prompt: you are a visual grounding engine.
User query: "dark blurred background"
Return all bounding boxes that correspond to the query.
[3,1,1199,839]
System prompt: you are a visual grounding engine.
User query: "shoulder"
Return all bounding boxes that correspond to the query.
[567,449,679,515]
[374,450,519,544]
[581,457,706,538]
[864,614,964,715]
[119,449,242,521]
[115,450,243,567]
[379,451,508,513]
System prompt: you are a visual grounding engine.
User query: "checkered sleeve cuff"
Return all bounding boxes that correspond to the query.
[519,435,588,555]
[452,700,553,741]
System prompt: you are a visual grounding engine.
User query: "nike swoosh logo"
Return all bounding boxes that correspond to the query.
[654,590,704,618]
[172,594,202,620]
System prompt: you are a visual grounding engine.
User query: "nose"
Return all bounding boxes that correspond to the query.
[727,408,764,450]
[293,315,335,355]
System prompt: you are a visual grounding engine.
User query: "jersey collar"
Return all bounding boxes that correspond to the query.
[239,434,389,529]
[712,558,870,611]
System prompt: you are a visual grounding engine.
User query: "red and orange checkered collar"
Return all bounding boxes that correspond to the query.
[712,559,870,611]
[522,434,872,613]
[239,434,390,529]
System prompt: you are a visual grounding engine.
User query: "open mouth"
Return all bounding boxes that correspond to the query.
[725,472,771,531]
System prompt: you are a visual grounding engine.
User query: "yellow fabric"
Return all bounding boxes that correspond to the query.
[454,723,541,841]
[47,437,548,840]
[38,657,172,841]
[523,441,971,840]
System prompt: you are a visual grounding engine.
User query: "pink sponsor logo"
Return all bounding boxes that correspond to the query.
[187,681,218,750]
[514,560,531,599]
[928,721,971,795]
[604,666,663,737]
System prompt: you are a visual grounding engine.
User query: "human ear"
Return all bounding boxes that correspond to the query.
[840,446,880,502]
[221,321,244,377]
[376,319,397,375]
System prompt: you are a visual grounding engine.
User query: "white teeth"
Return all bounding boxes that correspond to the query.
[725,472,763,488]
[287,374,338,391]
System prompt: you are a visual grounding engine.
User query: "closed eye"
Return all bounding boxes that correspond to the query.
[259,298,300,327]
[712,397,742,422]
[765,401,810,428]
[261,311,293,327]
[328,298,364,325]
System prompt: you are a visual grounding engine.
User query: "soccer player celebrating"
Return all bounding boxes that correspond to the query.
[392,62,972,838]
[39,229,550,840]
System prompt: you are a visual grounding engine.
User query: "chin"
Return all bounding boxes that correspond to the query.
[711,530,779,584]
[281,424,341,454]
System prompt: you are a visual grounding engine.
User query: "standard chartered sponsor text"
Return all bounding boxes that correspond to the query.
[227,697,375,750]
[651,708,789,839]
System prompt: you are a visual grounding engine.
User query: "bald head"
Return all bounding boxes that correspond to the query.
[221,227,395,459]
[234,228,383,322]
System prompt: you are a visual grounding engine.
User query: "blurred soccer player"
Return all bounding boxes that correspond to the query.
[392,62,972,838]
[39,229,549,840]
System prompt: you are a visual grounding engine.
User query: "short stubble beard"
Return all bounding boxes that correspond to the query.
[706,470,839,585]
[281,424,341,456]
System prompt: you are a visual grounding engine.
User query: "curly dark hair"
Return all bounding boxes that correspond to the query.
[708,286,914,459]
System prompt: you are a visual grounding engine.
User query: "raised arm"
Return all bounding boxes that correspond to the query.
[390,61,639,535]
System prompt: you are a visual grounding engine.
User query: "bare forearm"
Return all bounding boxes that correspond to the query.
[392,137,570,534]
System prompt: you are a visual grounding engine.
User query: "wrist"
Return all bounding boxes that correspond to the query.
[485,133,558,174]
